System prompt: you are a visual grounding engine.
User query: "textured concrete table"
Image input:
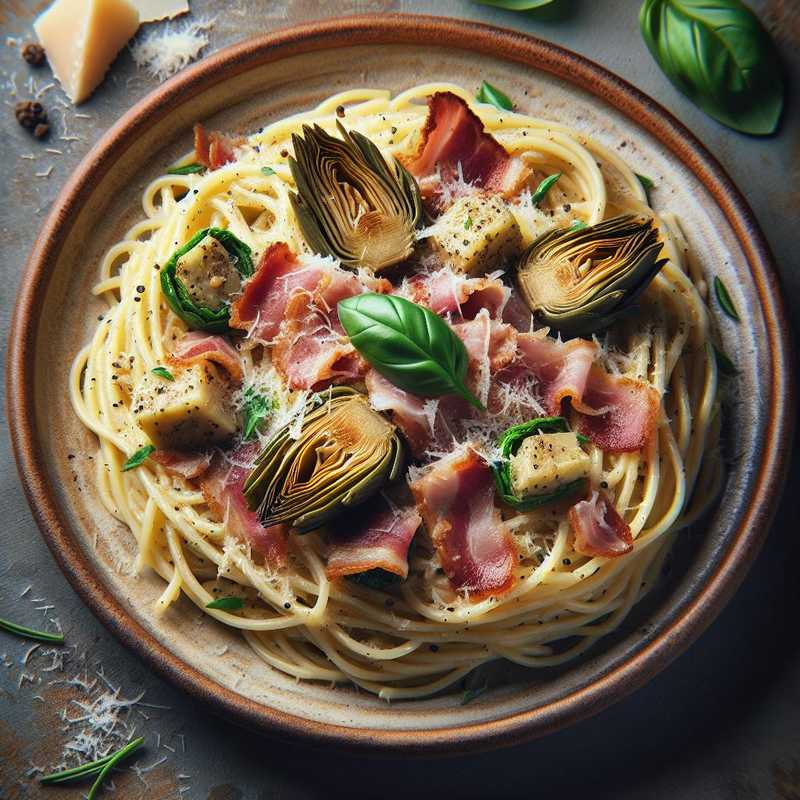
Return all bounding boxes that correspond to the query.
[1,1,798,798]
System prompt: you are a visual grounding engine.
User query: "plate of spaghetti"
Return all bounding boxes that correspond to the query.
[9,16,793,753]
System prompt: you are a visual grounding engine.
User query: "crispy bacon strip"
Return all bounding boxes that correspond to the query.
[272,267,366,390]
[168,331,243,382]
[193,123,238,170]
[569,491,633,558]
[151,450,212,480]
[403,92,530,211]
[326,499,421,580]
[410,448,518,599]
[200,442,287,567]
[517,333,660,452]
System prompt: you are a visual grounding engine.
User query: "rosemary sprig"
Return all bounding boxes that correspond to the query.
[41,737,144,795]
[167,163,204,175]
[0,616,64,644]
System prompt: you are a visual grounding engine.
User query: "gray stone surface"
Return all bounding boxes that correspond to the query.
[1,1,798,798]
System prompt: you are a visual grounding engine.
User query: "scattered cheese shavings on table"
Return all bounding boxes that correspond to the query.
[130,16,215,80]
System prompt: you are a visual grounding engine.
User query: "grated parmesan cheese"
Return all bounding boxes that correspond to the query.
[130,16,215,81]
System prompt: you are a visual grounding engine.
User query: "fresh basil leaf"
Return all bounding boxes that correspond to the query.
[476,0,554,8]
[206,596,244,610]
[122,445,155,472]
[476,80,513,111]
[464,216,473,230]
[151,366,174,381]
[338,293,484,410]
[461,683,489,705]
[241,389,272,441]
[261,166,276,176]
[709,342,738,376]
[530,173,561,206]
[713,275,740,321]
[167,163,204,175]
[639,0,784,136]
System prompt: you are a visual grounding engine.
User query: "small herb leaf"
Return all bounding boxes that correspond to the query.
[0,616,64,644]
[635,173,655,198]
[151,366,174,381]
[709,342,738,376]
[261,166,276,176]
[461,683,489,705]
[714,276,740,322]
[122,445,155,472]
[476,80,513,111]
[570,219,588,230]
[206,596,245,610]
[639,0,784,135]
[41,737,144,791]
[530,173,561,206]
[464,216,473,230]
[338,293,484,410]
[241,389,272,441]
[167,163,204,175]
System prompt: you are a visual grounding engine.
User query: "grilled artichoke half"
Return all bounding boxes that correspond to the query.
[515,214,667,338]
[288,121,422,274]
[243,387,405,532]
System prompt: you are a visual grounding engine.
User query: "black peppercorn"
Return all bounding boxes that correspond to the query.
[22,42,46,66]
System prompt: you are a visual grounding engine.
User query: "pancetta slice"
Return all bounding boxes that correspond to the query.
[168,331,243,382]
[403,92,530,212]
[569,491,633,558]
[193,123,239,169]
[201,442,288,568]
[410,447,518,599]
[272,266,366,390]
[151,449,212,480]
[325,499,421,580]
[411,268,510,320]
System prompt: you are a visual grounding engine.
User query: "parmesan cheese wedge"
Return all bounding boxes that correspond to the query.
[130,0,189,23]
[34,0,140,104]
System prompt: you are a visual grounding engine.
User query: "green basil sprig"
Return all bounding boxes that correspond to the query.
[160,227,254,333]
[206,596,244,610]
[476,80,513,111]
[122,444,155,472]
[714,276,740,322]
[639,0,784,136]
[338,293,484,410]
[530,173,561,206]
[491,416,587,510]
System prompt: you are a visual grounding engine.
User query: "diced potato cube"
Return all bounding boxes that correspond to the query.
[430,194,523,276]
[510,432,590,497]
[175,235,241,310]
[131,363,237,450]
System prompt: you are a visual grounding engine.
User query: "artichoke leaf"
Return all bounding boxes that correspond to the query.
[243,387,405,532]
[515,214,666,338]
[288,122,422,274]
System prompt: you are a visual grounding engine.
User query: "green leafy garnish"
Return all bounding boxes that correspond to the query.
[461,683,489,705]
[41,737,144,798]
[206,596,245,610]
[464,216,473,230]
[476,80,513,111]
[241,388,273,442]
[530,173,561,206]
[491,417,587,510]
[709,342,738,376]
[160,227,254,333]
[639,0,784,136]
[261,166,276,176]
[713,276,740,322]
[338,293,484,410]
[0,616,64,644]
[635,173,655,200]
[167,163,204,175]
[570,220,588,230]
[122,445,155,472]
[151,366,174,381]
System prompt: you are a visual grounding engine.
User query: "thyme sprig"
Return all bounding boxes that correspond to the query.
[0,616,64,643]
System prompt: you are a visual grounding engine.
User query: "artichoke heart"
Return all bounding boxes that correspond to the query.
[515,214,667,337]
[288,121,422,273]
[243,387,405,531]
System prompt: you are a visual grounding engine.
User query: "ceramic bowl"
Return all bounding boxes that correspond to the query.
[7,15,794,754]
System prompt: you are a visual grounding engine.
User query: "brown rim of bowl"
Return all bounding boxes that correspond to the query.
[6,14,795,756]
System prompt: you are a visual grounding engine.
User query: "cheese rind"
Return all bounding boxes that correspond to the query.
[34,0,140,104]
[132,363,237,450]
[510,432,591,498]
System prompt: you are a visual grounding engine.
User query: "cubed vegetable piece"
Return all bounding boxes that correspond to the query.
[131,362,237,450]
[430,194,523,276]
[510,432,591,498]
[175,234,242,311]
